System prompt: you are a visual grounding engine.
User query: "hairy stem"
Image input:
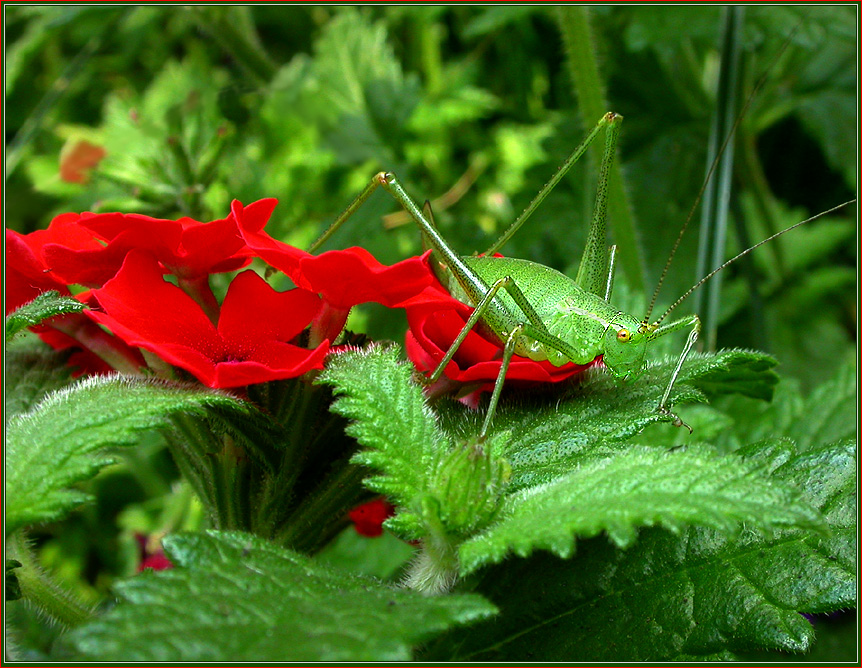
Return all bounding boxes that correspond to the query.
[6,532,94,629]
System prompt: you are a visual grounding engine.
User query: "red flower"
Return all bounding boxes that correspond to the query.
[348,498,396,537]
[232,199,434,309]
[89,250,328,388]
[41,208,249,287]
[139,551,173,571]
[402,264,597,392]
[6,227,147,375]
[5,222,84,314]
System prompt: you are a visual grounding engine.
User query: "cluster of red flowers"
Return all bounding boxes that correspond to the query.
[7,198,592,392]
[6,199,435,387]
[8,198,598,539]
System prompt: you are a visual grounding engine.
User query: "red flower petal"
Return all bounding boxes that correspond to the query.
[44,207,249,287]
[232,199,435,309]
[217,270,322,348]
[90,250,328,388]
[89,250,223,358]
[5,229,70,313]
[297,247,435,309]
[139,551,173,571]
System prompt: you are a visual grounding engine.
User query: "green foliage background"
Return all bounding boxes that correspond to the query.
[3,5,857,661]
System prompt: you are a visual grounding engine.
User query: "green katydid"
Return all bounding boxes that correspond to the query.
[309,111,853,443]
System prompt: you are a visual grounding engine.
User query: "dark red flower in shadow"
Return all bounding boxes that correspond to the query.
[89,250,328,388]
[348,498,396,538]
[135,533,174,572]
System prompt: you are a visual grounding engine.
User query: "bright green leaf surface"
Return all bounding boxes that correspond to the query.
[459,443,825,575]
[482,348,776,490]
[66,531,496,661]
[5,376,269,535]
[420,439,855,661]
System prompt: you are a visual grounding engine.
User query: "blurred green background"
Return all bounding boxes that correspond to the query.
[4,5,856,660]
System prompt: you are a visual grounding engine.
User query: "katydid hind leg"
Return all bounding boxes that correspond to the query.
[574,112,623,297]
[422,276,517,386]
[483,112,623,262]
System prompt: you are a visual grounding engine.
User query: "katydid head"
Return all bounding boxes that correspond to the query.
[600,324,648,380]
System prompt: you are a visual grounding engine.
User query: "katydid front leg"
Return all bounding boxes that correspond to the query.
[643,314,701,432]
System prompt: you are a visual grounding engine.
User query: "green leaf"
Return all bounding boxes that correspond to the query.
[678,348,779,400]
[4,338,75,418]
[481,348,775,490]
[459,444,825,575]
[65,530,496,661]
[786,355,856,450]
[714,353,856,453]
[5,376,270,535]
[290,8,420,166]
[420,439,855,661]
[318,345,447,537]
[5,291,85,342]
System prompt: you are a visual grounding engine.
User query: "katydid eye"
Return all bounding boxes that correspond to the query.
[617,328,631,342]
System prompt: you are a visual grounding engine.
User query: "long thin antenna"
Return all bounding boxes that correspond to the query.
[653,200,856,325]
[642,15,806,325]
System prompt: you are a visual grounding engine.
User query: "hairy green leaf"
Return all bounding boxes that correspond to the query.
[420,439,855,661]
[714,353,856,453]
[5,376,269,535]
[678,349,779,400]
[459,444,825,574]
[318,346,447,536]
[482,348,775,490]
[5,291,85,342]
[787,355,856,450]
[66,531,496,661]
[4,339,75,418]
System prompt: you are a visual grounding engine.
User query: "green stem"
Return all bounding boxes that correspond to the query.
[555,6,646,292]
[6,532,94,629]
[52,315,144,375]
[164,414,221,521]
[403,498,460,594]
[212,435,253,530]
[419,15,443,96]
[274,461,368,554]
[692,6,745,351]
